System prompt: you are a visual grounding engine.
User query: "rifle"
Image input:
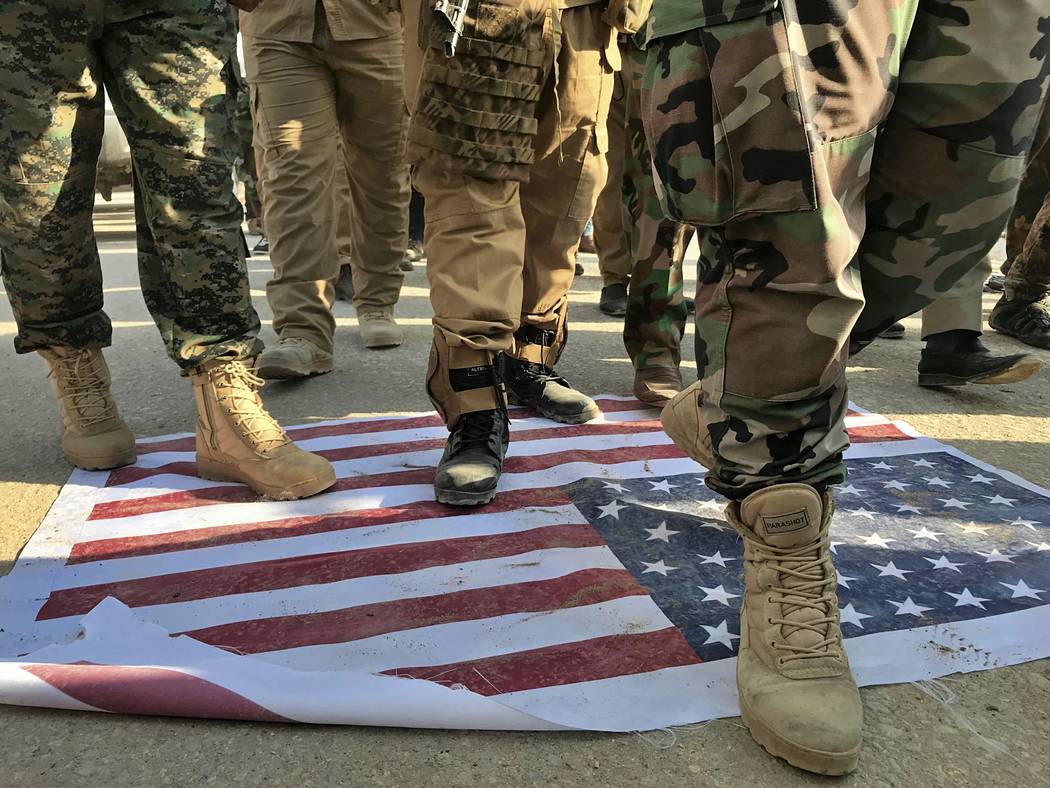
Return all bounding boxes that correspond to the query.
[432,0,469,57]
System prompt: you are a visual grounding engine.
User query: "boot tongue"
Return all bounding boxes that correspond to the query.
[740,484,823,549]
[740,484,837,664]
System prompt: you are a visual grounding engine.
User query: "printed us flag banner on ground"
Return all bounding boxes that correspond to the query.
[0,396,1048,731]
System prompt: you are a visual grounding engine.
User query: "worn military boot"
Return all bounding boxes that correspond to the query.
[727,484,863,775]
[359,308,404,349]
[257,337,333,380]
[39,347,136,470]
[434,409,510,506]
[502,354,600,424]
[659,381,714,469]
[334,264,355,302]
[633,366,683,409]
[989,296,1050,349]
[599,283,628,317]
[191,359,336,500]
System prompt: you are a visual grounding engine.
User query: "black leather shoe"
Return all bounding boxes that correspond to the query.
[574,261,585,277]
[502,354,600,424]
[335,264,355,302]
[434,409,509,506]
[918,346,1042,387]
[253,236,269,254]
[599,283,628,317]
[989,297,1050,350]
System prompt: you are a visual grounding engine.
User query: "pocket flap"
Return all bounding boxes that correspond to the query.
[643,0,779,45]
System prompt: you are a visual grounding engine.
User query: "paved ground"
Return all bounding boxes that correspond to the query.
[1,201,1049,786]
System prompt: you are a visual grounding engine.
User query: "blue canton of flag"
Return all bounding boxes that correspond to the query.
[570,452,1050,663]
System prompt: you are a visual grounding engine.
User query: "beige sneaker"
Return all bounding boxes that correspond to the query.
[728,484,863,775]
[39,347,136,470]
[634,366,683,409]
[659,381,714,469]
[190,359,336,500]
[359,308,403,349]
[256,337,333,380]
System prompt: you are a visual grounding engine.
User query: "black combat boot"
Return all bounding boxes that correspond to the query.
[502,353,600,424]
[434,409,510,506]
[599,283,628,317]
[335,263,355,302]
[989,297,1050,350]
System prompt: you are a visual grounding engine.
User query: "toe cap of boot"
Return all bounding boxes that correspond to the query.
[63,425,137,470]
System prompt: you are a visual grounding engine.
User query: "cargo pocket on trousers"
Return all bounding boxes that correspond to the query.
[640,1,816,226]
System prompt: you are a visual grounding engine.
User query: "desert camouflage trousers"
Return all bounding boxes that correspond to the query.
[0,0,261,369]
[1003,134,1050,303]
[643,0,1050,498]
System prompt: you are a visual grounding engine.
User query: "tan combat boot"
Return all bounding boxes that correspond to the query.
[39,347,136,470]
[659,381,714,469]
[634,366,683,409]
[359,308,403,349]
[256,337,333,380]
[728,484,863,775]
[190,359,336,500]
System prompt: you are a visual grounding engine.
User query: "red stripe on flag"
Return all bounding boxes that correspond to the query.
[24,663,289,722]
[38,523,604,621]
[135,399,654,455]
[108,420,664,487]
[383,627,701,695]
[849,423,911,443]
[68,487,573,565]
[181,568,647,654]
[88,443,684,521]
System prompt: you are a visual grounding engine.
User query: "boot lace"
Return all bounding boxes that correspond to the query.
[744,532,840,664]
[210,360,289,453]
[49,351,117,427]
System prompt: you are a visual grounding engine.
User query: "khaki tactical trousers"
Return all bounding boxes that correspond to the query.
[245,16,410,353]
[592,53,633,287]
[404,0,615,426]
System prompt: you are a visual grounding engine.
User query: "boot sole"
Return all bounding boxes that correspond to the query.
[740,699,861,776]
[363,337,404,349]
[65,447,137,471]
[256,362,333,380]
[434,486,498,506]
[197,458,337,501]
[917,357,1042,387]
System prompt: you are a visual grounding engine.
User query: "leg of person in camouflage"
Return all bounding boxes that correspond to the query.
[592,53,633,318]
[990,136,1050,348]
[620,41,691,408]
[644,0,1050,774]
[0,1,334,498]
[918,256,1041,386]
[405,0,616,505]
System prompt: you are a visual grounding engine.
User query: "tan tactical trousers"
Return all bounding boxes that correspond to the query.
[592,52,632,288]
[245,21,410,353]
[405,0,615,426]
